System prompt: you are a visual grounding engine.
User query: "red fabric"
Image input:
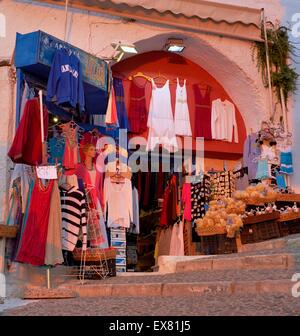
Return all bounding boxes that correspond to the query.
[128,81,148,133]
[160,175,178,226]
[16,180,54,266]
[75,163,104,210]
[182,182,192,221]
[160,185,170,227]
[193,85,212,139]
[156,170,164,199]
[110,87,118,125]
[8,98,48,166]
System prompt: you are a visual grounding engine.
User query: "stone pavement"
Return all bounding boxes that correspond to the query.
[2,294,300,316]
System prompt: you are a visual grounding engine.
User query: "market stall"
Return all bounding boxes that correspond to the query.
[3,21,298,283]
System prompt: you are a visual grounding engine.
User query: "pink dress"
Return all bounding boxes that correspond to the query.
[182,182,192,221]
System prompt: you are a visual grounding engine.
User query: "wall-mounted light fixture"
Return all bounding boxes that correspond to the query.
[165,38,185,53]
[111,42,138,62]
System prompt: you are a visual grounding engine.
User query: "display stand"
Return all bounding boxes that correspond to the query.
[77,186,109,283]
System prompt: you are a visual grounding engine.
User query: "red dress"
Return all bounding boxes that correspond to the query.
[194,85,212,139]
[16,179,54,266]
[128,81,148,133]
[8,99,49,165]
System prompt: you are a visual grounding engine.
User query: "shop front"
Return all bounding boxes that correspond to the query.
[0,0,298,293]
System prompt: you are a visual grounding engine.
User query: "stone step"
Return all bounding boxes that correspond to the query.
[58,279,293,297]
[158,252,300,273]
[238,234,300,253]
[22,287,77,299]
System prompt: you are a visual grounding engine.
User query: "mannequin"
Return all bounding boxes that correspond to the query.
[75,143,108,248]
[76,144,104,209]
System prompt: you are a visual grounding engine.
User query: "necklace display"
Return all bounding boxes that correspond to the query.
[84,162,94,171]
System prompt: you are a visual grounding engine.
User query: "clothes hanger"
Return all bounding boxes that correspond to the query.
[128,71,152,82]
[152,72,169,85]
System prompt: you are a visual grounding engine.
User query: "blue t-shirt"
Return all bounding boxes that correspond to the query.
[47,48,85,112]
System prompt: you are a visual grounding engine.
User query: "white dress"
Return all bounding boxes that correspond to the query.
[146,79,178,152]
[174,78,192,136]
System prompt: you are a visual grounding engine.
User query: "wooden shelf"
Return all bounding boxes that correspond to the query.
[243,212,280,225]
[278,212,300,222]
[277,194,300,203]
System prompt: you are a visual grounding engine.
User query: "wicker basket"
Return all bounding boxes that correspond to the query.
[73,247,117,262]
[196,226,227,237]
[0,225,18,238]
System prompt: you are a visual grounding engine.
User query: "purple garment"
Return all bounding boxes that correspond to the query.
[243,133,261,180]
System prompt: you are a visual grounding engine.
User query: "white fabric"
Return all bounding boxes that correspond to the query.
[174,78,192,136]
[169,221,184,256]
[146,79,178,152]
[211,99,238,143]
[104,177,133,228]
[66,174,79,189]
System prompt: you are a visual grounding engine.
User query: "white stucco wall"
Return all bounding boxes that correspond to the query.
[0,0,288,218]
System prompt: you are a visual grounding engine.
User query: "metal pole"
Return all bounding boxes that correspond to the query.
[262,9,274,121]
[46,268,51,289]
[280,87,289,133]
[64,0,69,42]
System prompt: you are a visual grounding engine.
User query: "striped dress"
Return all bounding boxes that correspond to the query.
[60,186,87,251]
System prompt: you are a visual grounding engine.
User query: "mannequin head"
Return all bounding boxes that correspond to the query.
[83,144,96,159]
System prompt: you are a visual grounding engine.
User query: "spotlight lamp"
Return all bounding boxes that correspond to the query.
[165,38,185,53]
[111,42,138,62]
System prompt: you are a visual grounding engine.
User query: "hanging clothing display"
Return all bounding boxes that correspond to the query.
[48,135,65,165]
[174,78,192,136]
[60,185,87,252]
[14,179,35,259]
[128,80,148,133]
[211,171,235,199]
[169,221,184,256]
[211,99,238,143]
[46,48,85,112]
[243,132,261,180]
[191,176,211,221]
[105,86,119,127]
[104,177,133,228]
[194,85,212,139]
[60,122,79,171]
[146,79,178,152]
[45,181,64,266]
[256,159,270,180]
[8,99,48,166]
[113,78,130,130]
[233,166,249,191]
[160,175,178,226]
[8,164,34,214]
[16,179,54,266]
[181,182,192,221]
[280,150,294,175]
